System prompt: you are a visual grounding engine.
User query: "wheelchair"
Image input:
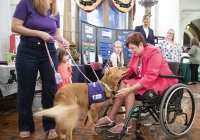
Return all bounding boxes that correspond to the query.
[105,59,196,140]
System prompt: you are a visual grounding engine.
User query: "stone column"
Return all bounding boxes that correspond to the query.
[0,0,11,60]
[103,0,109,28]
[128,7,133,29]
[63,0,72,43]
[75,3,79,49]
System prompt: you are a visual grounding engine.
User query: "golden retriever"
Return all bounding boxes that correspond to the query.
[34,67,128,140]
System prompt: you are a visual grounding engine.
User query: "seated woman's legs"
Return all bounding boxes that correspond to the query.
[108,84,135,133]
[94,81,126,126]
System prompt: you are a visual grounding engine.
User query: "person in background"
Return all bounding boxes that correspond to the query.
[104,41,124,71]
[157,29,183,62]
[94,32,178,134]
[11,0,69,139]
[187,37,200,85]
[134,15,155,45]
[57,47,72,89]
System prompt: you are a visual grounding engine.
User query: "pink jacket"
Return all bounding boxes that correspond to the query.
[123,44,178,95]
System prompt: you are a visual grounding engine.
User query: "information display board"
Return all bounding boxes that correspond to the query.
[116,30,134,65]
[80,22,97,64]
[97,28,116,63]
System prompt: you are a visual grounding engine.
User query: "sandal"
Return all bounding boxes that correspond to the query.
[19,131,30,138]
[94,116,115,128]
[47,129,58,139]
[108,123,132,134]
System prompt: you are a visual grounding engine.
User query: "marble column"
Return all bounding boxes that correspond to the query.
[63,0,72,43]
[0,0,11,60]
[128,7,133,29]
[103,0,109,28]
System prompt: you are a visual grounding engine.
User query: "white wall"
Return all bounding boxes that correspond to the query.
[155,0,180,41]
[133,0,156,31]
[0,0,64,61]
[179,0,200,45]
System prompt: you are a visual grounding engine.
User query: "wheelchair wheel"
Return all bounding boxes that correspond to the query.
[159,83,195,137]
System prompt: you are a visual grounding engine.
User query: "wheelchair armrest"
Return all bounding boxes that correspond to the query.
[159,74,184,80]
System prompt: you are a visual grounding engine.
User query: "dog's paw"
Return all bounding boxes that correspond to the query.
[60,135,66,140]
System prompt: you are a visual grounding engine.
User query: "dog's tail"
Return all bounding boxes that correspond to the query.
[33,104,78,118]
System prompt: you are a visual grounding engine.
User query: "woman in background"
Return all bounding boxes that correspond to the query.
[134,15,155,45]
[188,37,200,85]
[157,29,183,62]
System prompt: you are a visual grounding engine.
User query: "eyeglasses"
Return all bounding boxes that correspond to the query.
[115,46,122,49]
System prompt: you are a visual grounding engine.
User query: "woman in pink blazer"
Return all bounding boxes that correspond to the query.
[94,32,178,134]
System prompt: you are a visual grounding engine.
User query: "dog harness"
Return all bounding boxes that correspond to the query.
[88,82,107,105]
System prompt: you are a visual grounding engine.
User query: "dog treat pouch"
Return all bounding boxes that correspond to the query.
[55,72,62,84]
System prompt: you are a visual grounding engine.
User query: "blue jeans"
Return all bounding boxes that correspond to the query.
[16,40,58,132]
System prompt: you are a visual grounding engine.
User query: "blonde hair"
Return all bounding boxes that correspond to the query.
[113,41,124,66]
[33,0,58,16]
[166,28,178,46]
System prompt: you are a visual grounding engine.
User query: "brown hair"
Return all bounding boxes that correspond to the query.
[190,37,200,47]
[126,32,147,48]
[142,15,150,21]
[33,0,58,16]
[57,47,68,63]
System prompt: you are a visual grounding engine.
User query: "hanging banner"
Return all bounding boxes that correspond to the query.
[109,0,135,13]
[75,0,103,12]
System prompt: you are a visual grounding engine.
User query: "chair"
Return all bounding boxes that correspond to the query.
[90,62,104,81]
[105,60,196,140]
[0,61,8,65]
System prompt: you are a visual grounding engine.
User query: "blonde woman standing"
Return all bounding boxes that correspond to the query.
[157,29,183,62]
[12,0,69,138]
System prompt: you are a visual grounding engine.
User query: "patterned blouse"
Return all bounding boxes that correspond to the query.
[157,40,183,62]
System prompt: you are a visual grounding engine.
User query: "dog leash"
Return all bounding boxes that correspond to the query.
[66,49,92,83]
[45,42,62,84]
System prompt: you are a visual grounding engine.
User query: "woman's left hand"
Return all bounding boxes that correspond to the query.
[115,88,131,98]
[54,36,70,48]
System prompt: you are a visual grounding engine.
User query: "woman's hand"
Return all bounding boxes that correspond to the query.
[115,88,131,98]
[53,36,70,48]
[39,31,54,42]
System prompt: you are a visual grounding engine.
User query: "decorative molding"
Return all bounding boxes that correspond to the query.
[109,0,135,13]
[75,0,103,12]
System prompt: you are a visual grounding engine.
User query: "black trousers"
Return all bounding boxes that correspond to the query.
[16,40,58,132]
[189,63,199,82]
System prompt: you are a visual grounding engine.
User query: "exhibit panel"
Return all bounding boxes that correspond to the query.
[116,30,134,65]
[80,22,97,64]
[97,27,117,63]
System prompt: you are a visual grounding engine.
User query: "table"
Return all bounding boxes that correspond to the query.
[0,65,41,97]
[71,64,87,83]
[181,63,190,84]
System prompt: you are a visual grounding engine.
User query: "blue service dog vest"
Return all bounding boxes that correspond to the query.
[88,82,106,105]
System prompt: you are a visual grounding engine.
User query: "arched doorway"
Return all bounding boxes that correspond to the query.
[180,12,200,46]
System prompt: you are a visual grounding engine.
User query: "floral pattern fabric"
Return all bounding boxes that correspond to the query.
[157,40,183,62]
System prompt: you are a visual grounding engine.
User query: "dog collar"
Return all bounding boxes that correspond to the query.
[101,81,117,95]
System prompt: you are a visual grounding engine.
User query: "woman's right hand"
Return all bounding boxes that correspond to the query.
[38,31,54,42]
